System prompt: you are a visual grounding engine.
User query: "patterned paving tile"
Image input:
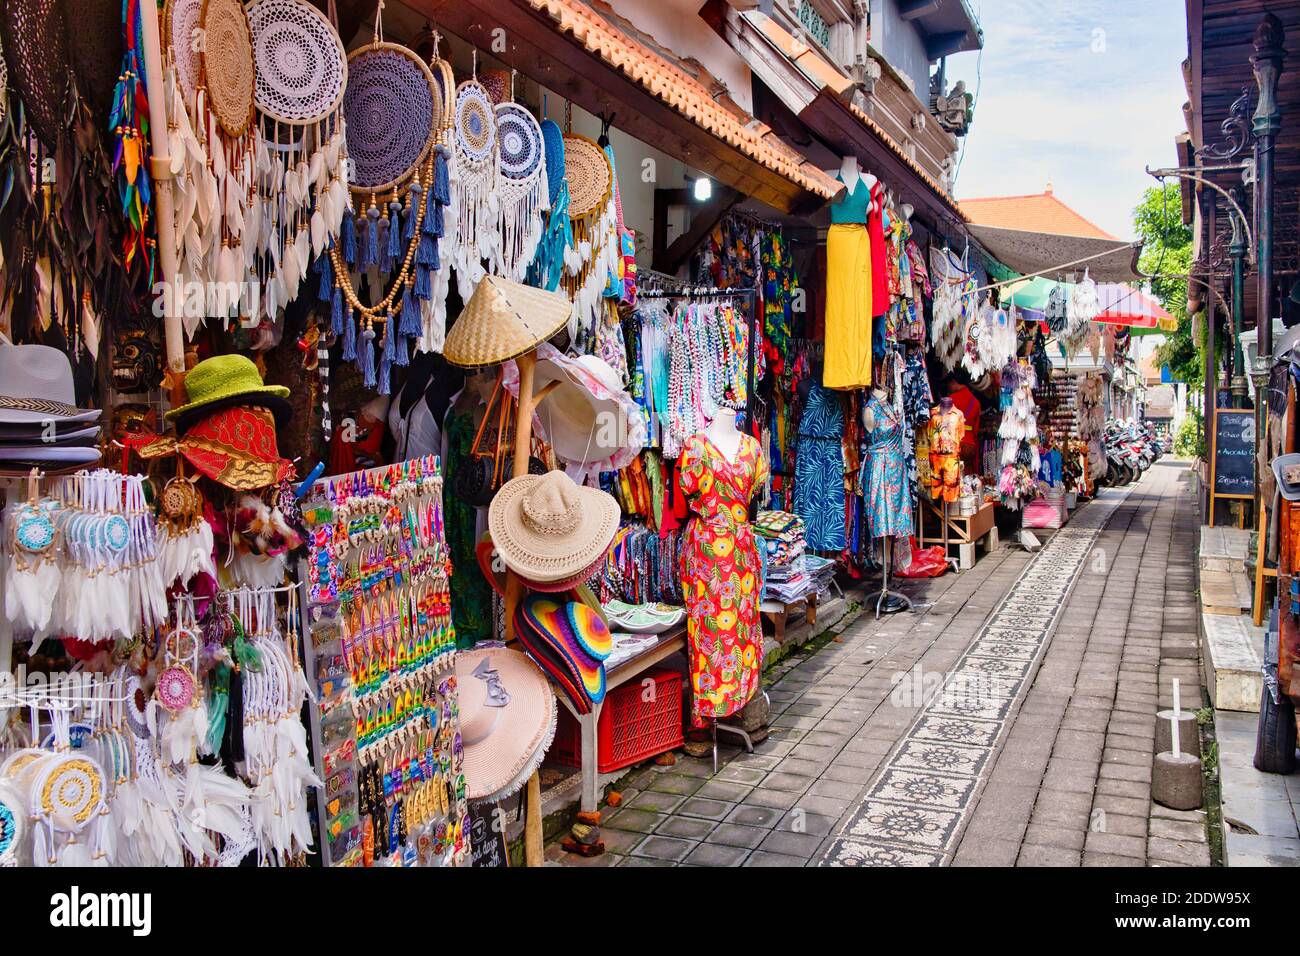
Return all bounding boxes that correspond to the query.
[822,838,945,867]
[911,715,1002,748]
[843,800,961,850]
[819,488,1129,867]
[891,740,990,777]
[868,768,976,810]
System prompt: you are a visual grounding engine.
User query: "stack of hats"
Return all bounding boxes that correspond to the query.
[513,595,612,715]
[0,341,102,472]
[488,469,620,592]
[138,355,294,490]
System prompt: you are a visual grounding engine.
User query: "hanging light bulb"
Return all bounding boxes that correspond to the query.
[693,176,712,202]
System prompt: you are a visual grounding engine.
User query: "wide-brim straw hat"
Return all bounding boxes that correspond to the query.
[456,647,556,802]
[533,350,639,466]
[444,274,572,369]
[488,470,619,585]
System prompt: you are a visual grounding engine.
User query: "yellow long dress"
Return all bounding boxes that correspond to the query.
[823,175,874,389]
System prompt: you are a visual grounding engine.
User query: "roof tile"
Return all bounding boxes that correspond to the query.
[960,189,1116,239]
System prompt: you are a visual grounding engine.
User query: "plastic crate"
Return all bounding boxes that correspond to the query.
[548,668,685,774]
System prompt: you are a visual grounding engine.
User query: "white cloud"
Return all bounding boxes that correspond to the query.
[947,0,1188,238]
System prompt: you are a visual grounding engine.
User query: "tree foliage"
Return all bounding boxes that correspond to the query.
[1135,182,1206,386]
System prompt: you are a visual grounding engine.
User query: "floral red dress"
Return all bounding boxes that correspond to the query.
[679,432,769,727]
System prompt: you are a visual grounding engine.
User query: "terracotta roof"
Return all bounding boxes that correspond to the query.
[523,0,840,201]
[960,187,1117,239]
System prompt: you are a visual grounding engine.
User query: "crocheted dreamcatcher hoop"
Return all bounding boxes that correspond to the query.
[494,101,547,281]
[200,0,257,138]
[455,80,497,166]
[163,0,203,103]
[0,780,25,867]
[35,756,104,831]
[247,0,347,125]
[344,41,440,193]
[564,133,612,221]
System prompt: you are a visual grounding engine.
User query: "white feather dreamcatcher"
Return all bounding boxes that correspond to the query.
[562,132,619,350]
[246,0,349,331]
[3,480,61,635]
[452,76,499,303]
[1064,269,1101,358]
[493,100,549,281]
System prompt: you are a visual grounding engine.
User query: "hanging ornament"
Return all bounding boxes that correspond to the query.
[156,471,216,586]
[561,131,617,350]
[3,483,61,634]
[246,0,349,331]
[321,32,448,391]
[451,75,499,303]
[493,99,548,282]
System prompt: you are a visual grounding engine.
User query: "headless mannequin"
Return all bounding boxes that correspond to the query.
[862,385,889,431]
[940,395,954,414]
[704,411,744,464]
[825,156,878,203]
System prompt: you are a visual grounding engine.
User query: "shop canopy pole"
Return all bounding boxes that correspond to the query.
[139,0,185,394]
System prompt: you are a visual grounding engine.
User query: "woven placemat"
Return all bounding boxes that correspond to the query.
[343,41,438,192]
[247,0,347,125]
[201,0,256,138]
[563,133,611,220]
[0,0,70,149]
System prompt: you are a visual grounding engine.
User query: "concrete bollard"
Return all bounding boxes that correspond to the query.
[1155,709,1199,755]
[1152,751,1203,810]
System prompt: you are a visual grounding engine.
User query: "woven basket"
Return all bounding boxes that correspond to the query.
[0,0,71,149]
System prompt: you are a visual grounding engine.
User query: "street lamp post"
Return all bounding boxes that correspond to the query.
[1252,12,1284,364]
[1229,208,1249,402]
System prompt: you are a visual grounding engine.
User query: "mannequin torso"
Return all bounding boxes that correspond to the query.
[703,413,744,464]
[862,386,889,431]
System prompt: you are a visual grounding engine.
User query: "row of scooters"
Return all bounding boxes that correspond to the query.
[1101,420,1166,486]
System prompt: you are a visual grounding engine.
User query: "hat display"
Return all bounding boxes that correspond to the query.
[487,470,619,585]
[139,406,294,490]
[443,274,572,369]
[166,354,291,433]
[0,341,102,425]
[515,596,611,712]
[526,343,646,469]
[455,647,556,802]
[1273,453,1300,502]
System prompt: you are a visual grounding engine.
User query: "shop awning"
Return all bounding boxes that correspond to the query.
[414,0,841,214]
[722,7,967,233]
[966,223,1143,283]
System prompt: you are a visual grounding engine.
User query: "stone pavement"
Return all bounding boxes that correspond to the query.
[1216,711,1300,865]
[549,461,1208,867]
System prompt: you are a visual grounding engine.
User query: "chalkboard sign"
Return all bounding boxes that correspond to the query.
[1211,408,1255,500]
[468,802,509,868]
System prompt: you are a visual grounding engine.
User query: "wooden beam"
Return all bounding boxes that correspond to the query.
[653,185,740,274]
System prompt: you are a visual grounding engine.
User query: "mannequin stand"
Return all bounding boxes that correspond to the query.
[710,690,771,773]
[874,538,912,618]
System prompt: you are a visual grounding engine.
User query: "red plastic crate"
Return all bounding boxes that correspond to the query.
[548,668,685,774]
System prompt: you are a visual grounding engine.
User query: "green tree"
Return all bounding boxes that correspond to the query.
[1136,181,1226,389]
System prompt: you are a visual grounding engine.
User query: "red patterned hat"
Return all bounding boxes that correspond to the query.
[137,405,293,490]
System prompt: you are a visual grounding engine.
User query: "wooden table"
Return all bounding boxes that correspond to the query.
[919,500,998,570]
[555,626,687,814]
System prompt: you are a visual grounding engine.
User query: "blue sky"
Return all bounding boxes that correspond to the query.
[946,0,1188,239]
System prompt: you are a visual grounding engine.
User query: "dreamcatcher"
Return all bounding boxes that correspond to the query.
[320,22,449,395]
[928,248,971,373]
[562,125,619,351]
[451,70,499,302]
[246,0,349,331]
[202,0,258,318]
[1044,281,1069,334]
[1063,269,1100,358]
[493,96,549,282]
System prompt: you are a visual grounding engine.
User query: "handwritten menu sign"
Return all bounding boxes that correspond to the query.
[1212,409,1255,498]
[469,801,508,868]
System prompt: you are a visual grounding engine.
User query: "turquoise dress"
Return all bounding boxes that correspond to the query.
[793,384,845,551]
[863,396,911,539]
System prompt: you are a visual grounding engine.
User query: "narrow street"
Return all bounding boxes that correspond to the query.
[556,461,1207,867]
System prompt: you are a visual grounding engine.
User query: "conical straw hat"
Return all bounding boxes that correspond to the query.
[443,274,572,369]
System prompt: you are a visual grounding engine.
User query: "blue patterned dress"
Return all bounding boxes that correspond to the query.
[793,384,845,551]
[864,395,912,538]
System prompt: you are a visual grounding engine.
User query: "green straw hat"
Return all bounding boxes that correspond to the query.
[165,354,291,434]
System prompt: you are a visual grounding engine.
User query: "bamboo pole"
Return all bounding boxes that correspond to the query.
[504,350,544,867]
[138,0,185,394]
